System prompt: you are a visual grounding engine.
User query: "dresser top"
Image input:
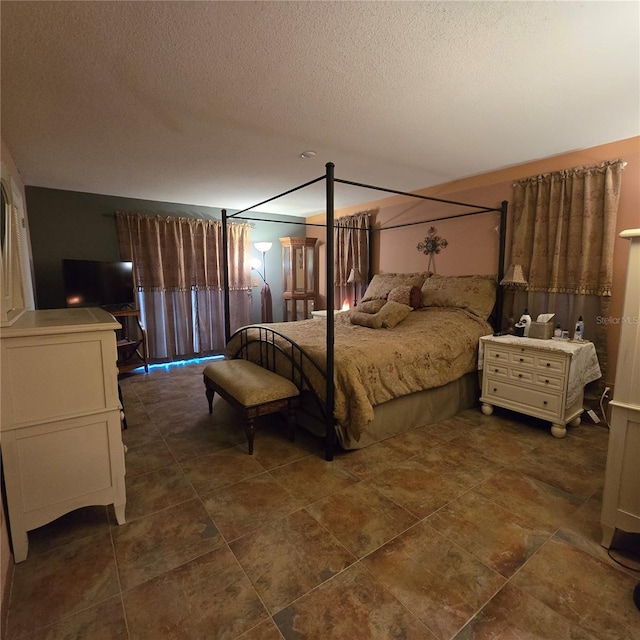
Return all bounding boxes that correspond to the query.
[1,307,121,338]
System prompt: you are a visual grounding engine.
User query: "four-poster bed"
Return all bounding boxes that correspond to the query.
[221,163,508,460]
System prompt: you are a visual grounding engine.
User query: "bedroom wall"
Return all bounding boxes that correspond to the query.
[25,187,305,324]
[307,137,640,391]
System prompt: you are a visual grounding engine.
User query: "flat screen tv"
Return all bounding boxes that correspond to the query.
[62,259,135,309]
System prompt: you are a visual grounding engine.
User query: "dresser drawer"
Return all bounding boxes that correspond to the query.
[483,377,563,420]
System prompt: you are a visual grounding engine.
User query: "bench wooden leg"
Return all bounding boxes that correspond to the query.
[245,417,256,455]
[205,386,215,413]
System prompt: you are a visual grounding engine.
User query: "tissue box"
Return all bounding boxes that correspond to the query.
[529,321,554,340]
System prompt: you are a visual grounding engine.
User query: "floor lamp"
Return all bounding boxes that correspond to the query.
[253,242,273,322]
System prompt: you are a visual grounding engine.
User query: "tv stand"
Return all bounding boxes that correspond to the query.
[112,309,149,374]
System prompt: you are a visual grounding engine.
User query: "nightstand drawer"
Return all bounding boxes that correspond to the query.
[534,372,564,390]
[534,354,566,374]
[510,352,535,367]
[509,368,533,383]
[487,364,508,377]
[484,378,562,418]
[485,346,510,364]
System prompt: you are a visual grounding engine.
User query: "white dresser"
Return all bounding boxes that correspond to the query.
[479,334,601,438]
[601,229,640,548]
[0,307,126,562]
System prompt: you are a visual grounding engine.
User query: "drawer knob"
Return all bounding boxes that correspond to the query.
[495,354,500,358]
[546,363,551,367]
[493,387,497,392]
[519,357,524,362]
[494,368,499,373]
[518,374,523,378]
[545,379,549,384]
[543,400,548,405]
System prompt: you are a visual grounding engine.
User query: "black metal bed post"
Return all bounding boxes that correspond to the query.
[494,200,508,334]
[222,209,231,344]
[325,162,336,461]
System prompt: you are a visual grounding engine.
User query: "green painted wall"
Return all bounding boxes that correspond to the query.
[25,186,305,322]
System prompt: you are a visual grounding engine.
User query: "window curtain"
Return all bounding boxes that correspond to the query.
[116,213,251,361]
[509,160,625,381]
[334,211,371,309]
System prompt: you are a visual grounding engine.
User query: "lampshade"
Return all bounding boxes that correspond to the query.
[500,264,528,288]
[346,267,362,284]
[254,242,272,253]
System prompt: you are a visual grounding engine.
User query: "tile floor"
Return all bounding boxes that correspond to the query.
[3,359,639,639]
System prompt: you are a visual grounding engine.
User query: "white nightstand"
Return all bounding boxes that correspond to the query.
[479,335,601,438]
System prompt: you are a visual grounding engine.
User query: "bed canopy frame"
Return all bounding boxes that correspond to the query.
[221,163,508,460]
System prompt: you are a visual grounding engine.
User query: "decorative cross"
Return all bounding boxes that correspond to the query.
[417,227,448,273]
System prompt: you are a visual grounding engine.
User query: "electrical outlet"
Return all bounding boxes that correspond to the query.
[587,409,600,424]
[252,278,258,287]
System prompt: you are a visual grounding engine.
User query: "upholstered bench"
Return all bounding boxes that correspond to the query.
[203,359,300,455]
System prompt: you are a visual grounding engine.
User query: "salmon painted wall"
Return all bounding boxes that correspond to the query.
[307,137,640,389]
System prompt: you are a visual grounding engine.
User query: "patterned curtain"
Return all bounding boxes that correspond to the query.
[116,213,251,361]
[334,211,371,309]
[509,160,625,380]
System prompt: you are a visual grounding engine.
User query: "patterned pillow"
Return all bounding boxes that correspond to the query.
[420,275,496,320]
[350,311,383,329]
[360,273,427,303]
[387,285,423,309]
[356,299,386,314]
[378,301,412,328]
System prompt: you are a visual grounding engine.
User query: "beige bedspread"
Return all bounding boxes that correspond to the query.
[225,307,491,442]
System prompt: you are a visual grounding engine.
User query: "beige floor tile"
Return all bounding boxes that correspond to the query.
[237,618,286,639]
[428,491,551,577]
[365,460,467,519]
[123,547,268,640]
[230,509,354,614]
[511,537,639,640]
[124,436,176,478]
[181,446,266,495]
[273,564,437,639]
[6,533,120,639]
[201,473,305,541]
[362,521,505,640]
[453,582,600,640]
[473,468,584,531]
[306,482,418,558]
[415,441,502,488]
[25,595,129,640]
[123,464,196,521]
[268,455,360,504]
[112,498,223,590]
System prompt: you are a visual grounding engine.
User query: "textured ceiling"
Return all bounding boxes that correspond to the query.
[2,1,639,215]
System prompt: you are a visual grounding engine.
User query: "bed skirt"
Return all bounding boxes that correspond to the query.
[297,371,480,450]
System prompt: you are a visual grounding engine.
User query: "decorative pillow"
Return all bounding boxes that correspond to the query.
[360,273,427,302]
[420,275,496,320]
[350,311,383,329]
[387,285,423,309]
[356,299,386,314]
[377,300,412,328]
